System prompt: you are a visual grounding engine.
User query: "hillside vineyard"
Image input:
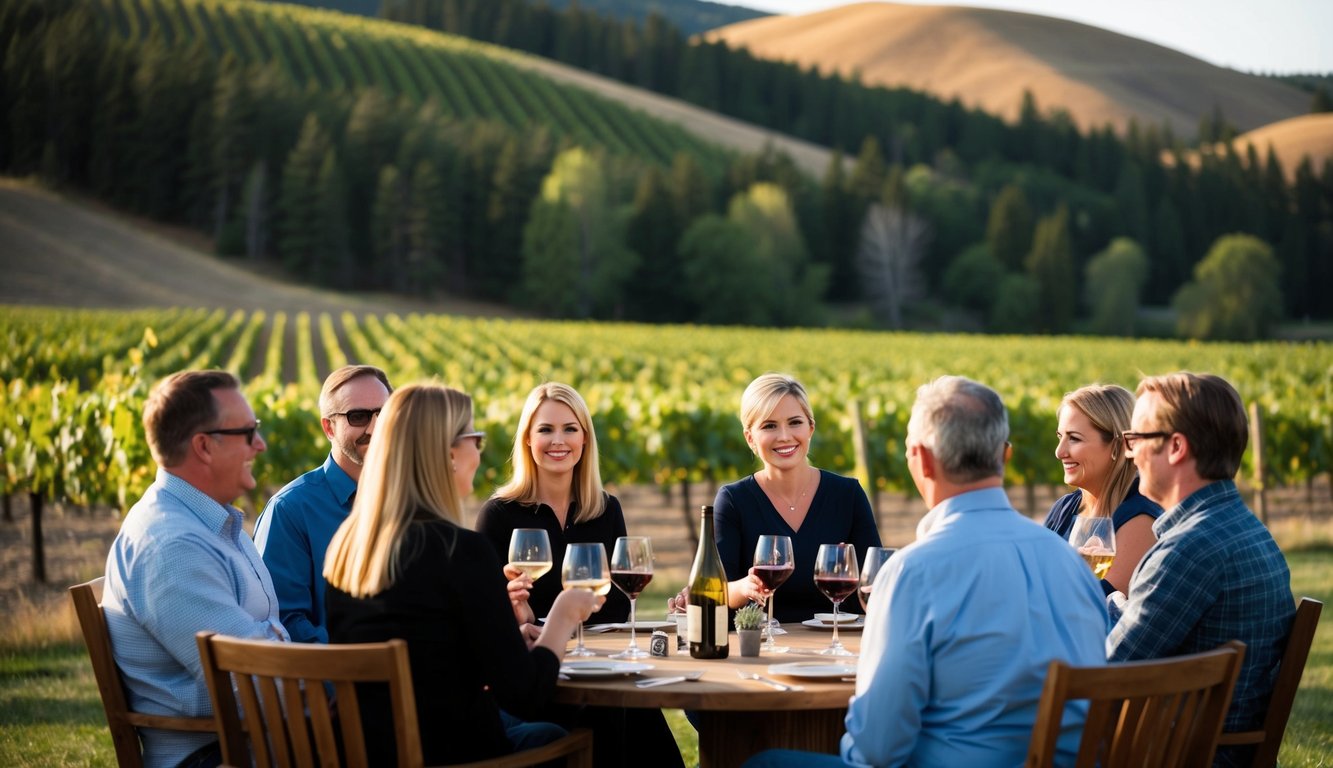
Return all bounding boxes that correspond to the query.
[2,307,1329,513]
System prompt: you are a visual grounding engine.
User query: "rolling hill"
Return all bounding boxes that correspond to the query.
[1229,113,1333,181]
[705,2,1311,136]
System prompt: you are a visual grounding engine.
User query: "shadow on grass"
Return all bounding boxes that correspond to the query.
[0,643,104,727]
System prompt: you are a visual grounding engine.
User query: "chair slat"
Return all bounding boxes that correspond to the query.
[278,677,317,768]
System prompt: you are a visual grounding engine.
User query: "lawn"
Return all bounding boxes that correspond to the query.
[2,553,1329,767]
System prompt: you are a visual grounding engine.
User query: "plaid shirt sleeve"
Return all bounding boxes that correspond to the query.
[1106,530,1221,661]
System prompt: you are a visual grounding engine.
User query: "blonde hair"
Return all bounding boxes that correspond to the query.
[1060,384,1136,518]
[741,373,815,453]
[493,382,606,524]
[324,383,474,597]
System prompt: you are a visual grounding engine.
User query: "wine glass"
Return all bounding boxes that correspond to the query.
[813,543,859,657]
[858,546,897,612]
[752,535,794,654]
[609,536,654,660]
[561,542,610,657]
[507,528,554,584]
[1068,515,1116,580]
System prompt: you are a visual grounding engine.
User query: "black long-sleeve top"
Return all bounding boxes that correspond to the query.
[325,515,560,765]
[475,494,631,624]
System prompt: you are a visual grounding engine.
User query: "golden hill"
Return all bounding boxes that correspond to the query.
[706,2,1309,135]
[1229,113,1333,181]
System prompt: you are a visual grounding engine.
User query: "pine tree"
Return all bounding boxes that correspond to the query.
[625,165,691,321]
[405,159,449,295]
[1084,238,1149,336]
[277,115,331,277]
[1025,205,1075,333]
[986,184,1034,272]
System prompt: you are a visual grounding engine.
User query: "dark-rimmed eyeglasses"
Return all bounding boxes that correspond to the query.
[1121,431,1171,451]
[202,421,262,446]
[454,430,486,452]
[328,408,382,427]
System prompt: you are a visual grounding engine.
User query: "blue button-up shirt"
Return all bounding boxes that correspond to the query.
[103,470,288,768]
[254,454,356,643]
[843,487,1109,767]
[1108,479,1293,733]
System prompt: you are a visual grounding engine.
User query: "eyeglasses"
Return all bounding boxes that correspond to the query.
[202,421,262,446]
[454,430,486,451]
[1121,431,1172,451]
[327,408,382,427]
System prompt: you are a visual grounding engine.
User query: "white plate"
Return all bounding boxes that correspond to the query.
[559,661,654,679]
[813,613,862,624]
[767,662,857,680]
[802,618,864,631]
[608,620,676,632]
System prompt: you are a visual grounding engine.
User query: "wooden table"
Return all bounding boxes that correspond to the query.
[554,625,860,767]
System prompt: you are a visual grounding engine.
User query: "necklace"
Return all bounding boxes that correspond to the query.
[763,469,813,513]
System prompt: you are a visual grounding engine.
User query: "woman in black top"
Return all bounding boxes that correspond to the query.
[323,383,600,765]
[476,382,681,768]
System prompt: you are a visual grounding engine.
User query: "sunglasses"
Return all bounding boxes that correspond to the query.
[454,430,486,451]
[328,408,382,427]
[202,420,262,446]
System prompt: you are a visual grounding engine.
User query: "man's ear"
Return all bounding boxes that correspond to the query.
[1166,432,1191,467]
[191,433,214,465]
[915,444,937,480]
[321,417,336,441]
[1003,441,1013,466]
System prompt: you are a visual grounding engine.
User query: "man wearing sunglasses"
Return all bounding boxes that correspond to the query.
[255,365,392,644]
[102,370,288,768]
[1108,372,1293,766]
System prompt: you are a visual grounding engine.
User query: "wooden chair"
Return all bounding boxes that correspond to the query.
[68,577,216,768]
[1215,597,1323,767]
[1025,640,1246,768]
[195,632,592,768]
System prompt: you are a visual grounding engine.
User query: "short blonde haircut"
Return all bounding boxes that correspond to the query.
[740,373,815,439]
[324,383,473,597]
[493,382,606,524]
[1136,372,1247,481]
[1060,384,1136,517]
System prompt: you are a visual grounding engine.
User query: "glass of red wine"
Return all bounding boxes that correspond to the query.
[752,534,794,654]
[609,536,654,660]
[858,546,896,612]
[814,542,859,657]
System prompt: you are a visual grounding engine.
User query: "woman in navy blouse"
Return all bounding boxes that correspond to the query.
[1045,383,1161,594]
[671,373,881,623]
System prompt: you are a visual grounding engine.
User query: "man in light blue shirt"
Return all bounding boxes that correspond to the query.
[746,376,1108,768]
[255,365,391,643]
[102,370,289,768]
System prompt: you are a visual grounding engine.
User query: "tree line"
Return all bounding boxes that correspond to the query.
[3,0,1332,337]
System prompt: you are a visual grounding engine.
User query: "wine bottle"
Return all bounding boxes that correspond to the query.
[687,504,729,659]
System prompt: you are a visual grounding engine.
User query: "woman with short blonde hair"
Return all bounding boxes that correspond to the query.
[324,383,600,765]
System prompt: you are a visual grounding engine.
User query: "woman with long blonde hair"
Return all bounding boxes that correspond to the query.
[324,383,600,765]
[1045,383,1161,593]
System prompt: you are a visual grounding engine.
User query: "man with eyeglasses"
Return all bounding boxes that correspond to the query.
[1109,372,1293,767]
[102,370,288,768]
[255,364,392,643]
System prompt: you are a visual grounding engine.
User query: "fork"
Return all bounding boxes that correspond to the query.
[736,670,804,692]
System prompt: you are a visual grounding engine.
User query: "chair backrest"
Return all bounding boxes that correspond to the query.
[68,577,216,768]
[1216,596,1323,767]
[1026,640,1246,768]
[195,631,595,768]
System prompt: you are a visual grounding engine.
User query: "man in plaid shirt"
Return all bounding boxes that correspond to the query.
[1108,372,1294,766]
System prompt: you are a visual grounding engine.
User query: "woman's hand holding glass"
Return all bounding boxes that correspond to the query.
[506,529,552,626]
[561,542,611,657]
[1068,515,1117,580]
[535,587,602,659]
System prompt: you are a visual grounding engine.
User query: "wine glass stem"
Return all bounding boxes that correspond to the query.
[628,596,638,650]
[765,593,775,650]
[576,622,585,652]
[831,599,841,648]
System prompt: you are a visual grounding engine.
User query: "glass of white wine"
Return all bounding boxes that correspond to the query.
[609,536,654,660]
[858,546,896,612]
[561,542,610,658]
[508,528,553,583]
[1068,515,1116,580]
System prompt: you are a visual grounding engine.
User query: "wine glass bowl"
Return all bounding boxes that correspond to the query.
[752,535,794,654]
[507,528,553,582]
[609,536,654,660]
[813,543,859,657]
[858,546,896,612]
[1068,515,1116,580]
[561,542,610,657]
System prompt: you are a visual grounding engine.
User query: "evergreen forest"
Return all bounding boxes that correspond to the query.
[3,0,1332,337]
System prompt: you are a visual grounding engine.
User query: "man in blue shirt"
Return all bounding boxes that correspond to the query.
[102,370,289,768]
[746,376,1108,768]
[255,364,391,643]
[1111,372,1293,766]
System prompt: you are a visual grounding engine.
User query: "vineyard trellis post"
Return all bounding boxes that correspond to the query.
[1250,401,1267,525]
[30,492,45,583]
[848,399,880,525]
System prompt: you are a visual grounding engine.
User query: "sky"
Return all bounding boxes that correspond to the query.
[712,0,1333,75]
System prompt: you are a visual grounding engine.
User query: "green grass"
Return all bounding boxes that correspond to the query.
[2,556,1328,767]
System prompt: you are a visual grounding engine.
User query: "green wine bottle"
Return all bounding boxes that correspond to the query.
[687,505,729,659]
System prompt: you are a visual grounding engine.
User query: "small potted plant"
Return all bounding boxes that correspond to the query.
[734,602,766,657]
